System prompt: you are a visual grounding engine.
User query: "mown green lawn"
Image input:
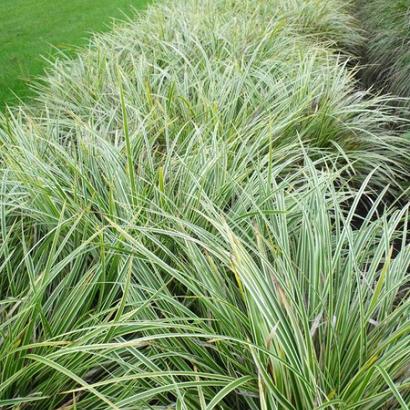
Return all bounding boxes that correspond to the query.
[0,0,150,108]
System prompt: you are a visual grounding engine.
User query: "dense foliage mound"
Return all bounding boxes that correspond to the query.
[0,0,409,408]
[358,0,410,111]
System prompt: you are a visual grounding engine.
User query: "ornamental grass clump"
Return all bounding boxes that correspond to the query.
[0,0,409,408]
[358,0,410,111]
[21,0,409,187]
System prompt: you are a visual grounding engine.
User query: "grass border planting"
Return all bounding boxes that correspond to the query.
[0,0,409,408]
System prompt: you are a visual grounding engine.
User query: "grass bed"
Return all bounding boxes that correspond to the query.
[0,0,409,408]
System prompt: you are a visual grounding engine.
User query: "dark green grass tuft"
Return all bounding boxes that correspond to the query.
[358,0,410,110]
